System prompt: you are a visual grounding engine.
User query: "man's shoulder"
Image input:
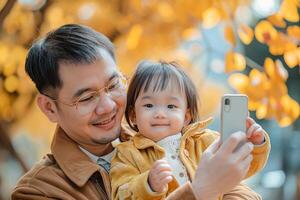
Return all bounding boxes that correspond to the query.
[20,154,63,179]
[12,154,67,197]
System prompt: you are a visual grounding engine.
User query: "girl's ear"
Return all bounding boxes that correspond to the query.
[129,108,139,131]
[184,108,192,126]
[129,108,136,125]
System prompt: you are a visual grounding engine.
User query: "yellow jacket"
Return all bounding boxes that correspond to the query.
[110,118,271,200]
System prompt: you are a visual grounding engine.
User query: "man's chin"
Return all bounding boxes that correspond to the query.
[92,137,117,144]
[91,128,121,144]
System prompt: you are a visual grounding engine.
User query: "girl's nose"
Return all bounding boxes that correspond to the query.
[154,108,167,119]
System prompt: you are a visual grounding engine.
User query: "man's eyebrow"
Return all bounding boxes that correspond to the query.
[72,71,119,99]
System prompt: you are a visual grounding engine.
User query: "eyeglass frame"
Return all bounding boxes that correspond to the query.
[41,74,128,111]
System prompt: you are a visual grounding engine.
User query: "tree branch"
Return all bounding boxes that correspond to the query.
[0,0,16,28]
[0,123,28,173]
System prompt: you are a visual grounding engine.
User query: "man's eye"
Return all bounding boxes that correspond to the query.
[143,104,153,108]
[108,83,119,90]
[167,104,176,109]
[107,79,120,90]
[78,95,95,103]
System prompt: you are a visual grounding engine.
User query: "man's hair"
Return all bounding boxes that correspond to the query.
[125,60,200,132]
[25,24,115,97]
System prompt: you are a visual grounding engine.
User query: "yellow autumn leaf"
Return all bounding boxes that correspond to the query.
[0,93,10,110]
[278,115,292,127]
[256,103,268,119]
[257,97,276,120]
[284,49,298,68]
[224,25,236,46]
[268,97,279,118]
[279,0,299,22]
[237,24,254,45]
[182,28,200,40]
[277,95,300,127]
[254,20,278,43]
[228,73,249,92]
[287,25,300,40]
[1,106,14,121]
[4,75,19,93]
[3,62,17,77]
[275,60,289,81]
[284,40,298,52]
[157,2,175,22]
[282,96,300,120]
[267,14,286,28]
[289,97,300,119]
[202,7,221,28]
[248,69,268,100]
[0,45,9,64]
[296,48,300,65]
[264,58,288,84]
[13,95,33,118]
[248,100,261,111]
[198,81,225,119]
[126,24,143,50]
[264,58,276,78]
[225,51,246,73]
[268,35,285,55]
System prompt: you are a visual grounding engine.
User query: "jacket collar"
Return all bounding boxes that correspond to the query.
[133,134,159,149]
[133,117,213,150]
[182,117,213,138]
[51,125,134,187]
[51,126,100,187]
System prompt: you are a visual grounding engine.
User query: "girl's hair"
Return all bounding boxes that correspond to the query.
[125,60,200,132]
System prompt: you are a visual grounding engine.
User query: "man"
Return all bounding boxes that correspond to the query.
[12,24,262,200]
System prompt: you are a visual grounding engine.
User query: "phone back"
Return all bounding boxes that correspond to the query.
[221,94,248,142]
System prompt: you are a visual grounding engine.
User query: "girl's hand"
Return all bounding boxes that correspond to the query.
[148,159,173,193]
[246,117,266,145]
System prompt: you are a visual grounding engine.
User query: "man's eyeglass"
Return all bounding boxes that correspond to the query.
[43,74,127,115]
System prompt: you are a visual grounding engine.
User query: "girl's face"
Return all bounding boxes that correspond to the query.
[132,82,191,142]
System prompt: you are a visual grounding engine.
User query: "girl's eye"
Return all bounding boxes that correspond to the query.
[143,104,153,108]
[167,104,176,109]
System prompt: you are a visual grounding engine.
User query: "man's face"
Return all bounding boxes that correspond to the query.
[54,49,126,147]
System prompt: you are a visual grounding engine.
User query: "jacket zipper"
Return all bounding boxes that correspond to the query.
[94,176,109,200]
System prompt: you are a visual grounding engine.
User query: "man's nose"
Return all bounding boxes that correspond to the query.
[94,93,116,115]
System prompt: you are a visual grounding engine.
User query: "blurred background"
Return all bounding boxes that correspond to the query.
[0,0,299,199]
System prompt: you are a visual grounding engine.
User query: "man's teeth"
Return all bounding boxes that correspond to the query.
[96,116,114,125]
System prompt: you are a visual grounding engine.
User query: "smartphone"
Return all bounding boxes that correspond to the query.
[220,94,248,145]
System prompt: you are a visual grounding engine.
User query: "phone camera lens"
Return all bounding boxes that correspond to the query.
[225,98,230,105]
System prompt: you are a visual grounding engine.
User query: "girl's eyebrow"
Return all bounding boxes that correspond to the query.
[169,96,180,101]
[141,96,152,100]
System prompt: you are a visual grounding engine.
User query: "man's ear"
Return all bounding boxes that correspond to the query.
[36,94,59,123]
[184,108,192,126]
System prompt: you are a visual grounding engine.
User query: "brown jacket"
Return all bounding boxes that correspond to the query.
[111,118,270,200]
[11,126,196,200]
